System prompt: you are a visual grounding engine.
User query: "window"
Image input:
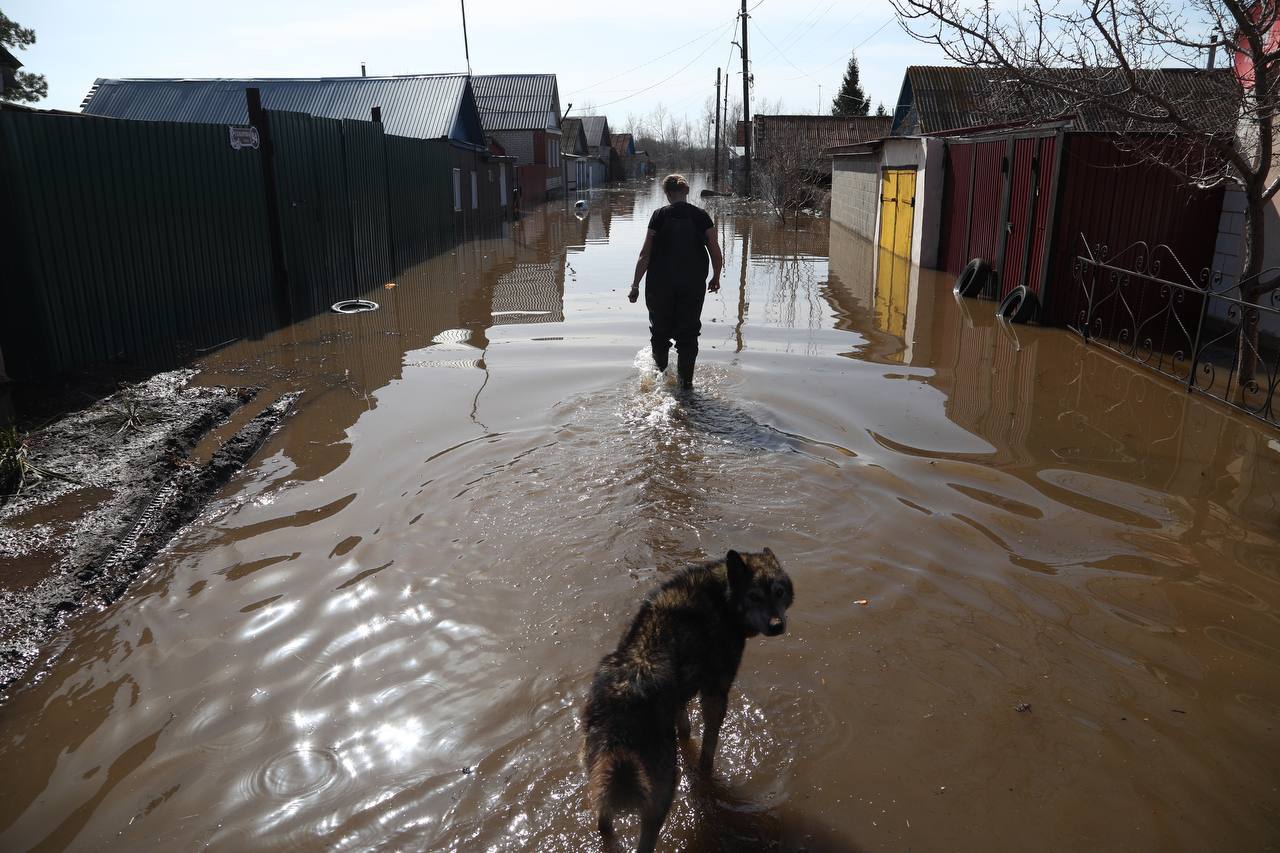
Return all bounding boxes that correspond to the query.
[499,165,508,207]
[452,168,462,212]
[470,171,478,209]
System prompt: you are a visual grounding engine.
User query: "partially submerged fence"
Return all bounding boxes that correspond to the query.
[0,101,485,379]
[1072,238,1280,428]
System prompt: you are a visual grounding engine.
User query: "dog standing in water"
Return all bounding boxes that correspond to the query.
[581,549,794,852]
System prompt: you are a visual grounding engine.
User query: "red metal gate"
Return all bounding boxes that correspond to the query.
[938,131,1061,301]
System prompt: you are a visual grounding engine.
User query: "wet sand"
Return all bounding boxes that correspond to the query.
[1,177,1278,851]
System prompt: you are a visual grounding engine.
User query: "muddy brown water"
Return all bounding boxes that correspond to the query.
[2,176,1279,852]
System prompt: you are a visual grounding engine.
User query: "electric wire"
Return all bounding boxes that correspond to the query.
[781,17,897,82]
[568,13,738,97]
[587,16,740,110]
[754,0,832,61]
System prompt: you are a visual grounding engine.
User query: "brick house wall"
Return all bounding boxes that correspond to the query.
[491,130,535,165]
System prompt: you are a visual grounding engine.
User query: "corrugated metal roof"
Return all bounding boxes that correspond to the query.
[561,117,588,155]
[894,65,1238,136]
[754,115,891,159]
[579,115,611,148]
[82,74,485,144]
[611,132,635,156]
[472,74,561,132]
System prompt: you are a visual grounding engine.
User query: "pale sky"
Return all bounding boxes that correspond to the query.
[8,0,949,125]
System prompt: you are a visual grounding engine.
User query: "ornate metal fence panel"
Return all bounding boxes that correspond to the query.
[1071,237,1280,428]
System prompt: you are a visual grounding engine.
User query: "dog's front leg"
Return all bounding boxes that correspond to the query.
[676,704,692,740]
[698,688,728,773]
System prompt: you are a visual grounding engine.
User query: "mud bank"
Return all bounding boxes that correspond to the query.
[0,371,297,693]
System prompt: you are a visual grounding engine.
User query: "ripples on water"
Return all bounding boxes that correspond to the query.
[1,178,1278,852]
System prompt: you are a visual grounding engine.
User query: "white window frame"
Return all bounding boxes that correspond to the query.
[452,168,462,212]
[470,171,478,210]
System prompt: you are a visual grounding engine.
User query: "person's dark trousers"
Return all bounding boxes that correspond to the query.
[646,277,706,387]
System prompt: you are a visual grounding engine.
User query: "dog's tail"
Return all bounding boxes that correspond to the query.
[585,746,652,815]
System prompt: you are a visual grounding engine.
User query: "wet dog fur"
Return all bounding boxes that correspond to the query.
[580,548,794,852]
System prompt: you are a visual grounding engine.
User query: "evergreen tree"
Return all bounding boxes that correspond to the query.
[0,11,47,104]
[831,52,868,117]
[875,102,889,117]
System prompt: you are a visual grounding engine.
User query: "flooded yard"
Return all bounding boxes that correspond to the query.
[1,176,1278,851]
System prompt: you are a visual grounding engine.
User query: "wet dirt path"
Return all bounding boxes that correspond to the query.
[1,177,1278,852]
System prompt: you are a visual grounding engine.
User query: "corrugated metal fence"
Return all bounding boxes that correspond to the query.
[0,105,472,379]
[0,109,277,379]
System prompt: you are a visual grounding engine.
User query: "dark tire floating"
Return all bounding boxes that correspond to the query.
[954,258,992,298]
[996,285,1040,324]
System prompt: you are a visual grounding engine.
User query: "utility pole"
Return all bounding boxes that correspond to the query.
[714,68,722,189]
[460,0,473,75]
[740,0,752,196]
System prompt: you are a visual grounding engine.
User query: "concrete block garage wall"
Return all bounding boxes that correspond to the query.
[831,156,880,241]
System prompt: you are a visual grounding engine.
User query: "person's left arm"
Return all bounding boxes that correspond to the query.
[705,226,723,293]
[628,230,656,303]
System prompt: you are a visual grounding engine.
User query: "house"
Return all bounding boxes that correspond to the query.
[752,115,891,173]
[831,65,1236,328]
[1230,13,1280,301]
[0,45,20,101]
[80,73,511,241]
[610,132,648,179]
[633,148,653,178]
[579,116,616,185]
[472,73,563,204]
[829,136,945,318]
[561,117,591,191]
[890,65,1236,136]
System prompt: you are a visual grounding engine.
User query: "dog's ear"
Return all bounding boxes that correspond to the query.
[726,550,751,591]
[762,546,777,562]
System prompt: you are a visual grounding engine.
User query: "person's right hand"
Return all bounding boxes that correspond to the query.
[628,284,640,303]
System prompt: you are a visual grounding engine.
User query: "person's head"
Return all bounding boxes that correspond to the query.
[662,174,690,202]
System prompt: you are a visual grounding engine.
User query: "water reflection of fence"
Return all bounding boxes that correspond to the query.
[1071,239,1280,429]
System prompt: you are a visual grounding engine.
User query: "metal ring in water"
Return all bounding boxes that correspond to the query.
[331,299,379,314]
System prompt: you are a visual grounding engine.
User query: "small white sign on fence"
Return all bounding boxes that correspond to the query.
[228,126,260,151]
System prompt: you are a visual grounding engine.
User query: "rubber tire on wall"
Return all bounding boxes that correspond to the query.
[954,258,992,297]
[996,285,1039,324]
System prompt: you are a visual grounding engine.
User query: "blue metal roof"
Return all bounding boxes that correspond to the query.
[82,74,487,146]
[471,74,561,132]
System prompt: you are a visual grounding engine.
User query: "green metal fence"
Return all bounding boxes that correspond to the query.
[267,111,357,317]
[0,109,277,379]
[385,134,456,268]
[0,106,488,380]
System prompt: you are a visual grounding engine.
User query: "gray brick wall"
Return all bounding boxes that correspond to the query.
[831,156,880,242]
[491,130,535,165]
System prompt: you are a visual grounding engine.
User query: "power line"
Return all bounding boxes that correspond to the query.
[754,20,820,82]
[588,17,740,109]
[754,0,832,62]
[772,1,839,60]
[781,17,896,82]
[568,14,737,97]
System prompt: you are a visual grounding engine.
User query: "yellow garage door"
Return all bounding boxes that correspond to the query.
[875,168,916,343]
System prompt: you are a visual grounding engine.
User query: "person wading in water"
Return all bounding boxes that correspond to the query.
[628,174,723,390]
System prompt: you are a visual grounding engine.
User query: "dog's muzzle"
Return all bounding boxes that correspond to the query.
[765,616,786,636]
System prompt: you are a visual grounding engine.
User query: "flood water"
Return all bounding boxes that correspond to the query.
[2,175,1279,852]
